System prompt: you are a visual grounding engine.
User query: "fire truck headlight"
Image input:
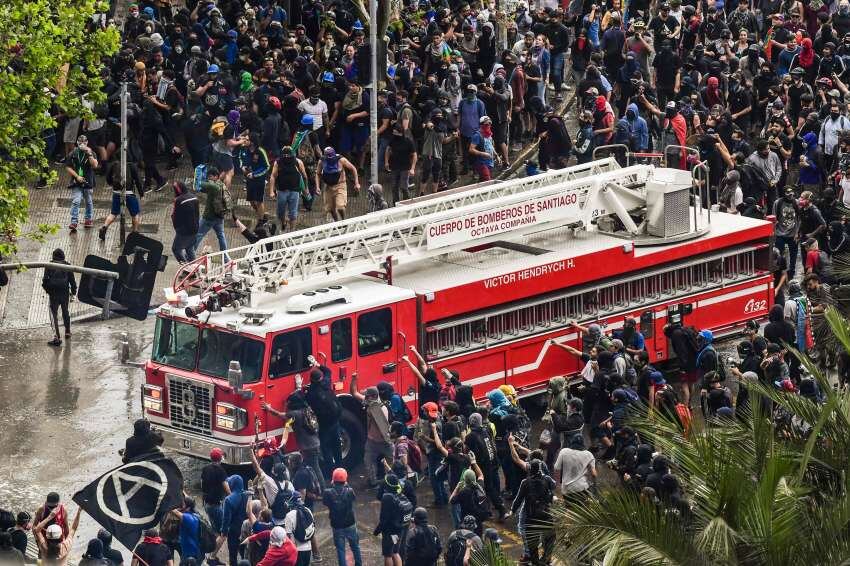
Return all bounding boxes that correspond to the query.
[216,402,248,431]
[143,384,163,413]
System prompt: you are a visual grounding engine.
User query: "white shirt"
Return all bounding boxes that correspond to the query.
[297,99,328,130]
[580,359,595,383]
[840,176,850,208]
[284,507,314,551]
[554,447,595,495]
[261,472,294,522]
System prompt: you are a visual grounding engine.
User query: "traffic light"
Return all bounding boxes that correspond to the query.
[78,233,168,320]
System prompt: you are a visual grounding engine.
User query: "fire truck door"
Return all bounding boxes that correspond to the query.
[316,316,355,394]
[354,306,399,384]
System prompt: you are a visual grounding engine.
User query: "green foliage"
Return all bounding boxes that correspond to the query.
[550,313,850,565]
[0,0,119,257]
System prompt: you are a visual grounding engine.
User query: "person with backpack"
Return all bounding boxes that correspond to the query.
[290,115,322,206]
[42,248,77,347]
[444,516,482,566]
[468,116,497,181]
[350,375,393,488]
[267,145,308,233]
[193,166,231,260]
[414,402,447,505]
[283,493,315,566]
[695,329,725,398]
[373,473,412,566]
[664,322,700,407]
[511,459,556,566]
[218,475,249,566]
[248,526,297,566]
[201,448,230,537]
[388,421,423,482]
[263,390,324,492]
[317,146,360,222]
[377,382,412,426]
[65,134,99,232]
[169,497,204,563]
[448,468,490,536]
[287,452,323,564]
[170,181,200,263]
[250,449,296,527]
[322,468,363,566]
[464,412,506,521]
[401,508,442,566]
[304,364,343,478]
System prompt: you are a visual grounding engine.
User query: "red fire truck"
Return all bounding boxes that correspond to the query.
[142,157,774,466]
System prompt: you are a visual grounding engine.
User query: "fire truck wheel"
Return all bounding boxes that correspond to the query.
[339,407,365,468]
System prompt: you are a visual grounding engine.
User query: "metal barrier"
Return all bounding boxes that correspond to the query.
[592,145,666,168]
[0,261,120,320]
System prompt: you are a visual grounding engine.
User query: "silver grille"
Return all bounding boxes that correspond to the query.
[645,169,692,238]
[168,375,213,435]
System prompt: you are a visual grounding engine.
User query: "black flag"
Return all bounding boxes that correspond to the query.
[73,452,183,551]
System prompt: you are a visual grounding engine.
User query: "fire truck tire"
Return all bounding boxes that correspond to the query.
[339,408,365,469]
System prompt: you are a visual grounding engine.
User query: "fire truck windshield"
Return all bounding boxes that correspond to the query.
[198,328,265,383]
[152,317,199,371]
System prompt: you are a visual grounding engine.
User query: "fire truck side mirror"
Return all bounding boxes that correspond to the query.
[228,361,243,391]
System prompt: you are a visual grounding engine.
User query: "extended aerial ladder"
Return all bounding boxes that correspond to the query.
[172,159,705,309]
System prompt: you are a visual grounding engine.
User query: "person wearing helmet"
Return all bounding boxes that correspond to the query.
[290,113,322,204]
[322,468,363,566]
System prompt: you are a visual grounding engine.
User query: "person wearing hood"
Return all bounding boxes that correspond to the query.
[774,187,801,278]
[304,364,343,477]
[42,248,77,347]
[695,329,720,392]
[511,459,555,565]
[624,103,649,152]
[96,529,123,566]
[79,538,107,566]
[122,418,164,463]
[350,375,393,487]
[449,468,488,535]
[263,390,324,491]
[664,322,700,405]
[464,412,506,521]
[592,95,615,145]
[400,507,442,566]
[719,169,744,212]
[790,37,819,83]
[764,304,796,347]
[487,388,521,495]
[219,475,249,565]
[246,526,297,566]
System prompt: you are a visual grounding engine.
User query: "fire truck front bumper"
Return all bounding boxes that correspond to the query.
[156,427,255,465]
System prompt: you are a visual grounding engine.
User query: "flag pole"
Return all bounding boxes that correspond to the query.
[369,0,379,188]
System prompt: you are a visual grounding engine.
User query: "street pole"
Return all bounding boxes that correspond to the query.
[369,0,379,188]
[119,82,129,246]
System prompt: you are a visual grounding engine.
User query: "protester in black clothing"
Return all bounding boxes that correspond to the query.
[373,473,411,566]
[171,181,199,263]
[322,468,363,566]
[304,364,343,478]
[9,512,29,559]
[42,248,76,347]
[464,412,505,521]
[122,418,164,463]
[132,528,172,566]
[401,507,442,566]
[764,305,796,346]
[97,529,124,566]
[200,447,230,535]
[0,532,23,566]
[511,460,555,566]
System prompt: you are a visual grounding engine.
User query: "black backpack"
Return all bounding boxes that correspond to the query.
[304,465,322,499]
[444,531,469,566]
[270,479,294,522]
[197,514,217,553]
[524,476,554,521]
[406,524,442,563]
[400,103,424,142]
[392,492,414,532]
[45,268,69,293]
[291,503,315,543]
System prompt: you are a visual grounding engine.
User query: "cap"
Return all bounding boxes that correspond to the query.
[829,88,842,98]
[209,447,224,461]
[270,526,287,547]
[466,84,478,93]
[790,67,805,76]
[484,528,503,544]
[413,507,428,522]
[666,101,677,110]
[191,45,202,55]
[525,30,535,38]
[332,468,348,483]
[267,96,281,110]
[46,492,60,506]
[207,64,220,73]
[479,115,492,125]
[365,385,379,397]
[46,524,62,540]
[771,12,785,20]
[650,370,666,385]
[227,29,238,38]
[422,402,439,418]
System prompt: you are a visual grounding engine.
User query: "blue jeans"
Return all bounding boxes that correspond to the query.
[550,52,566,91]
[205,503,223,534]
[332,525,363,566]
[70,187,93,224]
[451,503,463,528]
[427,449,448,505]
[276,190,300,222]
[194,217,229,260]
[776,234,798,277]
[517,503,530,555]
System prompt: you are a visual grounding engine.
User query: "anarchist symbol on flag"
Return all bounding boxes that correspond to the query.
[73,452,184,550]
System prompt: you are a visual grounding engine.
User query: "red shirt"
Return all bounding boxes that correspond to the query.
[256,539,297,566]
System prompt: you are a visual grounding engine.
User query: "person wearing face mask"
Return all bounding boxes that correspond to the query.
[819,104,850,172]
[469,116,497,181]
[837,2,850,38]
[728,73,753,132]
[624,103,649,152]
[297,86,329,146]
[652,39,681,110]
[457,85,486,175]
[785,67,813,125]
[799,133,825,196]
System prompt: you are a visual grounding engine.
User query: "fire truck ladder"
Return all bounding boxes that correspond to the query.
[174,158,622,292]
[174,161,658,303]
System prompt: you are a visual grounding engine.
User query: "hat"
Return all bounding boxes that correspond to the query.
[829,89,842,98]
[479,115,492,125]
[744,319,760,333]
[772,99,784,109]
[449,63,459,72]
[413,507,428,523]
[666,100,677,110]
[210,447,224,461]
[632,19,646,28]
[461,515,478,530]
[365,385,379,398]
[300,114,314,126]
[190,45,202,55]
[207,64,220,73]
[332,468,348,483]
[484,528,503,544]
[466,84,478,93]
[269,526,287,547]
[46,524,63,540]
[771,12,785,20]
[422,402,439,418]
[143,6,155,16]
[150,33,163,47]
[790,67,805,76]
[46,492,60,507]
[468,413,483,427]
[585,86,599,96]
[134,61,146,71]
[525,30,535,38]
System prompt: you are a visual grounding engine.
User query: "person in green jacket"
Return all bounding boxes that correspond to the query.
[193,166,231,261]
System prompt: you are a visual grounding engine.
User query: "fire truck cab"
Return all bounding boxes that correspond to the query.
[143,157,775,466]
